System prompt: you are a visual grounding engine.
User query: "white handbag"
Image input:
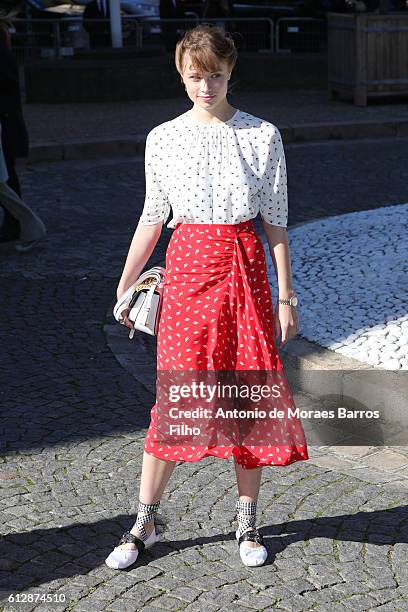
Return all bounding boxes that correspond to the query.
[113,266,165,338]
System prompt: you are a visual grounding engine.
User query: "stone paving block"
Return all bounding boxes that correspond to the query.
[274,567,307,582]
[396,584,408,597]
[361,451,408,471]
[212,569,250,584]
[136,593,188,610]
[121,582,161,606]
[183,601,220,612]
[259,585,294,601]
[382,479,408,491]
[304,585,350,606]
[68,605,98,612]
[120,566,163,584]
[270,593,317,611]
[283,577,317,596]
[105,599,139,612]
[235,591,281,609]
[314,605,349,612]
[307,564,342,589]
[339,468,404,484]
[69,575,107,589]
[170,586,203,604]
[336,541,363,563]
[392,543,408,562]
[331,580,371,597]
[341,593,388,609]
[370,587,402,605]
[245,574,283,590]
[373,603,408,612]
[162,565,206,582]
[393,465,408,479]
[329,446,378,458]
[307,456,356,470]
[393,565,408,585]
[195,587,238,607]
[148,574,189,591]
[188,575,230,591]
[336,564,371,583]
[365,571,396,590]
[217,606,254,612]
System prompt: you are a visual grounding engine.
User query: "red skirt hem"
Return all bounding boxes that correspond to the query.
[144,445,309,469]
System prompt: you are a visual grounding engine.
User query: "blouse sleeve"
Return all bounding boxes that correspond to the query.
[138,129,171,226]
[258,125,288,228]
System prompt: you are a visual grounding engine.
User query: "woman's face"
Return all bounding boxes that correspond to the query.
[181,54,231,111]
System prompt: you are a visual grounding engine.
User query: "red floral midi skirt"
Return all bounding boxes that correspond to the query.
[144,220,309,469]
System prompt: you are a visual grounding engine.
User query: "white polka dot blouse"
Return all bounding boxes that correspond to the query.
[138,108,288,229]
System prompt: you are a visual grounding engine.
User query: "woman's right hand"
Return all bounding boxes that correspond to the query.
[119,306,135,331]
[117,287,135,331]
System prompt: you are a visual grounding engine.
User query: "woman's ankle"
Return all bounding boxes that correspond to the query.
[130,519,155,539]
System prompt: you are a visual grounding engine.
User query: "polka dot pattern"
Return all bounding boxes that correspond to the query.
[144,220,309,469]
[139,109,288,229]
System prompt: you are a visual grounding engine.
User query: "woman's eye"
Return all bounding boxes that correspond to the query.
[190,74,220,80]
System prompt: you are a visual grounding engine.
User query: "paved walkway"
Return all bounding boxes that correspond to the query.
[1,138,408,610]
[24,90,408,147]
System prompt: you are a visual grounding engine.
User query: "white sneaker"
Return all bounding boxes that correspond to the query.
[236,527,268,567]
[105,527,158,570]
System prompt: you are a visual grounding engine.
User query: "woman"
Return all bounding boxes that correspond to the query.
[106,24,308,570]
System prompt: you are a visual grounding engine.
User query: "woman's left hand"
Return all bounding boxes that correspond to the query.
[274,303,299,348]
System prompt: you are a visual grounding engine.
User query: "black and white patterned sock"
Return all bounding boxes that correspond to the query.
[134,500,160,541]
[236,499,257,538]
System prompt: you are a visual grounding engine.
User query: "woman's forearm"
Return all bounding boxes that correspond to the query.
[262,222,295,299]
[117,221,163,298]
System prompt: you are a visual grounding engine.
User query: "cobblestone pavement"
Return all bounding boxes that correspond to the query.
[1,139,408,611]
[24,90,408,146]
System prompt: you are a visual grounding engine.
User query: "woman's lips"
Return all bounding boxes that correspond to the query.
[201,95,215,101]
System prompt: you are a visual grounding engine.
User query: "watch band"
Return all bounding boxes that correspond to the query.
[278,296,298,307]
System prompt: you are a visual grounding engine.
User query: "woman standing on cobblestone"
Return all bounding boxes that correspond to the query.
[106,23,308,571]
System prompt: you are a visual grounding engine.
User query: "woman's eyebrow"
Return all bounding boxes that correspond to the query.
[188,71,220,76]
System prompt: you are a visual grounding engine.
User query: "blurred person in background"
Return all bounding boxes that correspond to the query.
[0,122,46,252]
[159,0,186,52]
[202,0,233,19]
[0,20,46,251]
[83,0,112,48]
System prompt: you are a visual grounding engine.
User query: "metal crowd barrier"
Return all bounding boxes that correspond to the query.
[11,16,146,60]
[11,17,94,61]
[10,15,328,60]
[141,17,274,52]
[10,16,274,59]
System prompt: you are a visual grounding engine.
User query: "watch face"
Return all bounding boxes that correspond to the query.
[291,296,298,307]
